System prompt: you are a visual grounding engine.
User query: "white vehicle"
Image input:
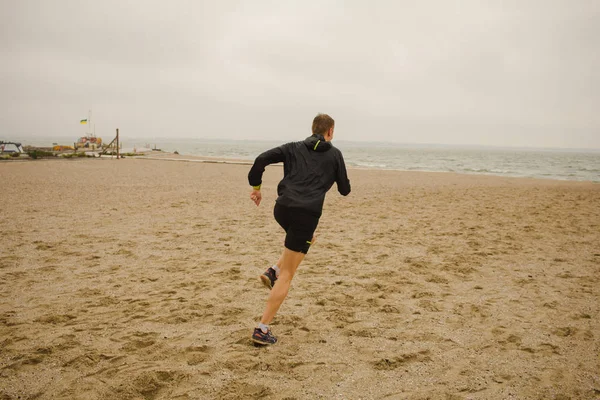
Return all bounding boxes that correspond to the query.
[0,141,25,153]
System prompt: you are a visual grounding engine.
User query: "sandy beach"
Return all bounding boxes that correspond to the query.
[1,157,599,399]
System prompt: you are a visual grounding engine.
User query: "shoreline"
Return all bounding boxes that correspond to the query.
[138,153,600,184]
[3,152,599,184]
[3,143,599,183]
[139,152,600,183]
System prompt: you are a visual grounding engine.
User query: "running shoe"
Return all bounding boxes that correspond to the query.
[260,267,277,289]
[252,328,277,345]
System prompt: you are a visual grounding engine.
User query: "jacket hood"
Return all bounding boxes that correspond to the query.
[304,134,332,153]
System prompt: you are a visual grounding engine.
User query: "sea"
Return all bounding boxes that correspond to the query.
[11,136,600,183]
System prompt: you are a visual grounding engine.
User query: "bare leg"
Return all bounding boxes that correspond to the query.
[260,248,305,325]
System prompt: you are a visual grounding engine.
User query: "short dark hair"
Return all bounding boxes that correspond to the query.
[312,113,335,136]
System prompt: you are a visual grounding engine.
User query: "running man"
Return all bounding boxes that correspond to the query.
[248,113,351,345]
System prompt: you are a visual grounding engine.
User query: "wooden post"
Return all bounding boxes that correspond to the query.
[116,129,120,159]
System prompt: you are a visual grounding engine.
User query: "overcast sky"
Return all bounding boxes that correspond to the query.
[1,0,599,148]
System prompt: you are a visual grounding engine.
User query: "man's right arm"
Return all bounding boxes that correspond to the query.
[248,145,286,188]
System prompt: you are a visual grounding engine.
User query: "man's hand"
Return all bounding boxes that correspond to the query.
[250,189,262,206]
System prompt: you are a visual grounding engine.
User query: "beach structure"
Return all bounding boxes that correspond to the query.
[0,141,25,153]
[100,128,121,158]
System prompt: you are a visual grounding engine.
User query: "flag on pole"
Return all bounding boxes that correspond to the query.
[80,119,88,124]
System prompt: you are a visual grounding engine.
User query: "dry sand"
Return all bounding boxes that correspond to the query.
[1,157,599,399]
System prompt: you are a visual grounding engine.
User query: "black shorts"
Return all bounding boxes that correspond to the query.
[274,203,320,254]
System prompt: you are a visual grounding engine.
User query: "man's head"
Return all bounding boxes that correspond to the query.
[312,113,335,142]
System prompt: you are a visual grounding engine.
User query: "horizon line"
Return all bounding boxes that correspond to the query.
[7,134,600,152]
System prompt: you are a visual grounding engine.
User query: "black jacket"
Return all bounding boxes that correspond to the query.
[248,134,351,216]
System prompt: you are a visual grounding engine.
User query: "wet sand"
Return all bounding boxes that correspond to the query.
[1,158,599,399]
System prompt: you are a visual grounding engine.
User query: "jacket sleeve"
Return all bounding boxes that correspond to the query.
[336,152,351,196]
[248,145,287,187]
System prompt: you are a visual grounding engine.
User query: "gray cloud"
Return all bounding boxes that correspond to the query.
[1,0,599,148]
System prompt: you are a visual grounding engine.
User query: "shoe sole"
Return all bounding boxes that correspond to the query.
[260,275,273,289]
[251,337,275,345]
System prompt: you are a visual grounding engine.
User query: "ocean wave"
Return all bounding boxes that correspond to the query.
[353,162,389,168]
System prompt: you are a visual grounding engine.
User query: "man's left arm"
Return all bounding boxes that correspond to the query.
[335,152,351,196]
